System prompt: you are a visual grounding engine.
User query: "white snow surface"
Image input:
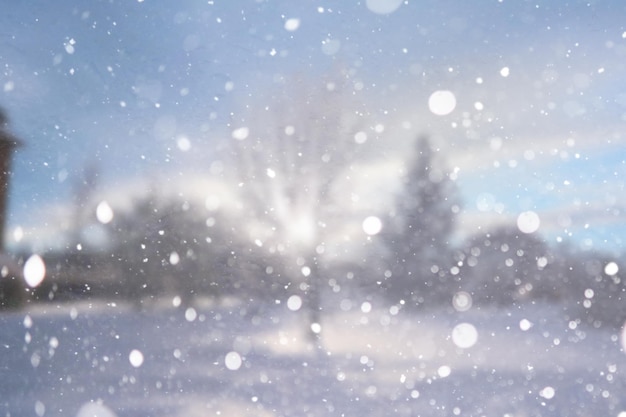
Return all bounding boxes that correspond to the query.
[2,299,626,417]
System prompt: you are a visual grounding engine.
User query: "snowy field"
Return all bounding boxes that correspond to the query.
[2,297,626,417]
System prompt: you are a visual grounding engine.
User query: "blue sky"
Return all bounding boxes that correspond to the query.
[1,0,625,254]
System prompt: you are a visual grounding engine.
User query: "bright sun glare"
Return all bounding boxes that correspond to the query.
[288,214,316,246]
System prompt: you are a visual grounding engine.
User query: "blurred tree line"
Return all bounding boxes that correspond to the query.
[367,135,624,329]
[0,75,624,332]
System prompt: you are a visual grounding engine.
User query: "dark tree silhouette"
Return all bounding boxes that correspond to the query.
[107,191,233,308]
[550,245,626,329]
[380,136,460,307]
[458,226,553,306]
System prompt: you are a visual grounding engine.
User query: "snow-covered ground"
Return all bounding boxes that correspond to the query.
[2,297,626,417]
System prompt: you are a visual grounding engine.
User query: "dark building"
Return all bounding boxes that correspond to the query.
[0,108,21,251]
[0,107,23,308]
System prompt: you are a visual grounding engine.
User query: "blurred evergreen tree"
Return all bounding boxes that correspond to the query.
[380,136,460,307]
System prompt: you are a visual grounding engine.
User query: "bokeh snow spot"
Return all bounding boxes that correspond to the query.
[129,349,144,367]
[519,319,533,331]
[231,127,249,140]
[366,0,403,14]
[354,131,367,144]
[35,400,45,417]
[64,38,76,55]
[605,261,619,276]
[225,351,242,370]
[310,322,322,334]
[452,291,472,312]
[437,365,451,378]
[539,386,555,399]
[23,254,46,288]
[517,211,540,234]
[362,216,382,235]
[287,295,302,311]
[13,226,23,243]
[284,18,300,31]
[428,90,457,116]
[185,307,197,322]
[96,201,114,224]
[76,402,117,417]
[176,135,191,151]
[451,322,478,349]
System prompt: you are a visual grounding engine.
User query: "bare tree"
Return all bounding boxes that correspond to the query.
[227,71,367,344]
[69,159,101,250]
